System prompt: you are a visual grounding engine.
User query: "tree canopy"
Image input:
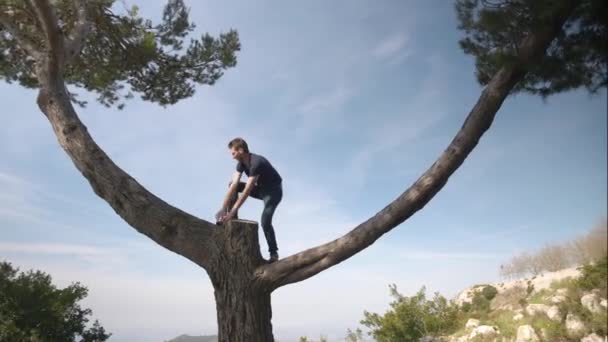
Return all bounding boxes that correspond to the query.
[456,0,607,97]
[0,0,240,108]
[0,261,110,341]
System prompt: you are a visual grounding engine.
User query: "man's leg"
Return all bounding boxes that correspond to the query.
[260,187,282,260]
[225,182,262,220]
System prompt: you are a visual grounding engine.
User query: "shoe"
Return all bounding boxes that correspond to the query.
[269,252,279,263]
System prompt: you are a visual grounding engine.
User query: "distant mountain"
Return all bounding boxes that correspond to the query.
[164,334,218,342]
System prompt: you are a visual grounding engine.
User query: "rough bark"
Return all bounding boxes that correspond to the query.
[210,220,274,342]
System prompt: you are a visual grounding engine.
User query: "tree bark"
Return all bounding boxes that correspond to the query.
[210,220,274,342]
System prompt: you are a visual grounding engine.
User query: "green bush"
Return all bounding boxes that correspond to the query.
[360,285,461,342]
[481,285,498,301]
[577,256,607,295]
[471,292,490,313]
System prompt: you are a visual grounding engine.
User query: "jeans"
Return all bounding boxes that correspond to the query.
[229,182,282,254]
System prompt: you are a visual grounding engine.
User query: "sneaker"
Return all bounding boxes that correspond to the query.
[269,252,279,263]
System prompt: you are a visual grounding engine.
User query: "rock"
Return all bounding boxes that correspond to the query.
[546,305,561,321]
[526,304,550,316]
[556,288,568,296]
[469,325,499,340]
[581,292,603,314]
[513,313,524,321]
[600,298,607,309]
[516,325,540,342]
[465,318,480,330]
[419,336,442,342]
[549,295,567,304]
[581,333,605,342]
[565,313,585,336]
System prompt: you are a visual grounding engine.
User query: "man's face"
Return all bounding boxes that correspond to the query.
[230,147,246,162]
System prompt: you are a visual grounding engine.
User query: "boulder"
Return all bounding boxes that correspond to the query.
[600,298,607,309]
[515,325,540,342]
[580,333,605,342]
[465,318,480,330]
[513,313,524,321]
[469,325,499,340]
[581,292,603,314]
[565,313,585,336]
[549,295,567,304]
[546,305,561,321]
[525,304,550,316]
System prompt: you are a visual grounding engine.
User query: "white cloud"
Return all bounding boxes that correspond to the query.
[373,33,412,64]
[347,54,449,190]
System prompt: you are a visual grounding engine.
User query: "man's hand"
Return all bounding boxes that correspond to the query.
[215,208,226,223]
[223,208,238,222]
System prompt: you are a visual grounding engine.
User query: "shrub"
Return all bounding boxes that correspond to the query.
[481,285,498,301]
[360,285,461,342]
[577,256,608,295]
[471,292,490,313]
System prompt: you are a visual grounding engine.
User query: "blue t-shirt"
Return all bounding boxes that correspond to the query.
[236,153,282,190]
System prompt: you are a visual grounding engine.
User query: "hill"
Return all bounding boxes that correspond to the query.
[164,334,218,342]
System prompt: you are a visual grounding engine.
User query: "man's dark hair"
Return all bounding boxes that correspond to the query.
[228,138,249,153]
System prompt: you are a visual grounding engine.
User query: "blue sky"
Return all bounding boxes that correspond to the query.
[1,1,606,341]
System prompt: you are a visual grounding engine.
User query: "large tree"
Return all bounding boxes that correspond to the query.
[0,0,600,340]
[0,261,110,341]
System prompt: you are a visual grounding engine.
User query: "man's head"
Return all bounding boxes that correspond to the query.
[228,137,249,162]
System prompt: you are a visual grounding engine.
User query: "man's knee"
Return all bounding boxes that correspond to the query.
[261,214,273,229]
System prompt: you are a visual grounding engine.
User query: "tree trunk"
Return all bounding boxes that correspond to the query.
[210,220,274,342]
[214,287,273,342]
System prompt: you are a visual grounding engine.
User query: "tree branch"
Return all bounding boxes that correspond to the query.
[29,0,221,273]
[257,0,582,290]
[35,83,222,270]
[64,0,89,64]
[0,10,41,57]
[31,0,65,83]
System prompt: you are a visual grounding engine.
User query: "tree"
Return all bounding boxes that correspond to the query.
[456,0,607,97]
[0,261,110,341]
[0,0,597,340]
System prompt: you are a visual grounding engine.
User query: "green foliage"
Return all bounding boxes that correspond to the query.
[466,287,496,314]
[577,256,608,295]
[0,261,109,341]
[0,0,240,108]
[481,285,498,301]
[455,0,607,98]
[530,315,567,341]
[360,285,460,342]
[345,328,364,342]
[485,310,517,338]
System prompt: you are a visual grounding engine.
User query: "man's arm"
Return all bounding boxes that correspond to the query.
[221,171,242,211]
[227,175,258,218]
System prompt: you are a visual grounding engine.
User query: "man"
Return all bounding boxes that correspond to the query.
[216,138,283,262]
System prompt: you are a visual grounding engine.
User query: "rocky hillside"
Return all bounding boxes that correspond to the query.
[438,265,607,342]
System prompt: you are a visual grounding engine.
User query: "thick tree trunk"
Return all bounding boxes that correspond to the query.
[214,288,273,342]
[210,220,274,342]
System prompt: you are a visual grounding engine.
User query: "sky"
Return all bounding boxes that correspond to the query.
[0,1,606,341]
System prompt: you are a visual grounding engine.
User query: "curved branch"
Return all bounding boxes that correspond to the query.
[30,0,221,270]
[35,84,222,269]
[64,0,89,64]
[31,0,64,84]
[257,0,582,290]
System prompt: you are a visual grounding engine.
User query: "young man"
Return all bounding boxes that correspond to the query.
[216,138,283,262]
